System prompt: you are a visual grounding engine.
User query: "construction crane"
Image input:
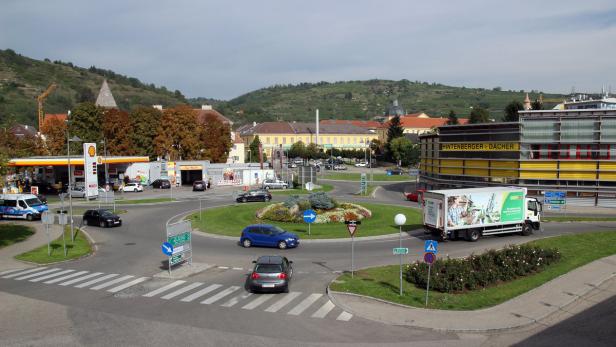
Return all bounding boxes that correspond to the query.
[37,83,57,133]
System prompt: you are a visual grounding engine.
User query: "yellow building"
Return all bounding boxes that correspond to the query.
[239,122,377,157]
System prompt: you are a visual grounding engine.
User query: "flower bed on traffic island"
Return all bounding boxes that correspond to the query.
[256,192,372,224]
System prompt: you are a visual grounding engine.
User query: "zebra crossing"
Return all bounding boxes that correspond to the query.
[0,267,353,321]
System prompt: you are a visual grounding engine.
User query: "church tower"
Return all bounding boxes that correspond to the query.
[523,93,531,110]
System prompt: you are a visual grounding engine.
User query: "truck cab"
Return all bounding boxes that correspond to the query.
[0,194,49,221]
[525,197,542,230]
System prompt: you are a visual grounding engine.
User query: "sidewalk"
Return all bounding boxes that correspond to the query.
[0,222,64,272]
[328,254,616,332]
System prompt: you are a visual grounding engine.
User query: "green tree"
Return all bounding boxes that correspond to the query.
[389,137,415,166]
[248,136,261,163]
[531,99,543,110]
[68,102,104,153]
[446,110,459,125]
[468,106,490,124]
[288,141,306,159]
[386,115,404,143]
[130,106,162,159]
[306,143,320,159]
[503,100,524,122]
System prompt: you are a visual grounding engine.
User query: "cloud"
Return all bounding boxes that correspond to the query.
[1,0,615,99]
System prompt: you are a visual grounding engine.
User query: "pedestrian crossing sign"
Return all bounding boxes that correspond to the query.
[424,240,438,254]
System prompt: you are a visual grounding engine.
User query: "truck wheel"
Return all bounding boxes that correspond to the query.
[521,223,533,236]
[465,229,481,242]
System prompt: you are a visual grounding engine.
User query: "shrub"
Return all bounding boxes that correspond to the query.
[261,204,298,223]
[309,192,334,210]
[406,244,561,293]
[283,195,302,208]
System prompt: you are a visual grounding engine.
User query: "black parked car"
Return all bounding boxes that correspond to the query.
[248,255,293,293]
[236,189,272,203]
[82,209,122,228]
[151,179,171,189]
[193,180,206,191]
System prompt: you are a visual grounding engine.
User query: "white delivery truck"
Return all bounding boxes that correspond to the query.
[422,187,541,242]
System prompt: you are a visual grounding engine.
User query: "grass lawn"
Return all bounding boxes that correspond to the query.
[0,224,35,249]
[323,172,414,182]
[330,231,616,310]
[543,216,616,222]
[269,184,334,195]
[15,227,92,264]
[189,202,422,239]
[116,198,176,204]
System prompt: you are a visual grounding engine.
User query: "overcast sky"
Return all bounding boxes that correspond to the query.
[2,0,615,99]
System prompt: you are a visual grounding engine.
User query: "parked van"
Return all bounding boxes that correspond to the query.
[0,194,49,221]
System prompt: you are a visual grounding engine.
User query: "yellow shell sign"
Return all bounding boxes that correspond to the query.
[88,145,96,157]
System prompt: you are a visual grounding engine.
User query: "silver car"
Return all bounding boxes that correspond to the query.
[248,255,293,293]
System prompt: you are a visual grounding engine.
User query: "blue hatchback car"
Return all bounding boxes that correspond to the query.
[240,224,300,249]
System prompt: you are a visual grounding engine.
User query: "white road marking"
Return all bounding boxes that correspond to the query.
[90,275,134,291]
[311,300,335,318]
[221,292,253,307]
[180,284,222,302]
[107,277,149,293]
[241,294,274,310]
[201,286,240,305]
[74,274,118,288]
[45,271,89,284]
[287,293,323,315]
[232,267,243,271]
[161,282,203,300]
[0,268,26,276]
[29,269,75,282]
[264,292,302,313]
[218,266,229,269]
[143,280,186,297]
[59,272,103,286]
[15,268,62,281]
[2,267,48,279]
[336,311,353,321]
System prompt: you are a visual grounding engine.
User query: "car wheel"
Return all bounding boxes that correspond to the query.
[26,214,33,221]
[278,241,287,249]
[134,188,138,192]
[264,197,270,202]
[99,220,106,228]
[242,239,252,248]
[242,197,247,203]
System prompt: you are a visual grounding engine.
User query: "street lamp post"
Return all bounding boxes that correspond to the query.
[394,213,407,296]
[67,133,82,243]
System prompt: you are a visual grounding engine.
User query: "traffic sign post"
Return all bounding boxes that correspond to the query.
[41,211,54,256]
[58,212,68,256]
[423,240,438,307]
[303,209,316,236]
[393,247,409,255]
[165,220,192,275]
[544,191,566,213]
[360,173,368,195]
[344,220,361,278]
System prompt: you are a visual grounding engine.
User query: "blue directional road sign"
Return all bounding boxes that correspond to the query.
[161,242,174,256]
[303,209,317,223]
[424,240,438,254]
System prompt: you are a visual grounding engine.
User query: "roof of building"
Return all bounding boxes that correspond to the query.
[9,124,37,137]
[240,121,373,135]
[43,113,68,123]
[320,119,382,128]
[394,116,469,128]
[195,107,232,125]
[95,79,118,108]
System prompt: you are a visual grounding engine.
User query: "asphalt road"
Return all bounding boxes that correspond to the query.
[1,181,615,346]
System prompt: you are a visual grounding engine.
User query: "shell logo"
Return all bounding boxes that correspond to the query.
[97,156,103,164]
[88,145,96,157]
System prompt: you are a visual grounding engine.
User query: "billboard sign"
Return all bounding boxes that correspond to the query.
[83,143,98,198]
[446,190,524,229]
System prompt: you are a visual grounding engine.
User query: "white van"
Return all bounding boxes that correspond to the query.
[0,194,49,221]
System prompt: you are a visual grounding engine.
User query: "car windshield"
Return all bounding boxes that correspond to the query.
[271,226,285,234]
[100,210,114,217]
[255,264,283,273]
[25,198,42,206]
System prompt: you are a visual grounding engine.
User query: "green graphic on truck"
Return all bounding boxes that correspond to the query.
[446,191,523,228]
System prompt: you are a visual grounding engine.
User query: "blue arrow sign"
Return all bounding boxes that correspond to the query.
[303,209,317,223]
[424,240,438,254]
[161,242,174,256]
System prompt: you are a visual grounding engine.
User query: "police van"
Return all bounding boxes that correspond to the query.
[0,194,49,221]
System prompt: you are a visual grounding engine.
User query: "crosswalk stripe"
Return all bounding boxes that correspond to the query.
[180,284,222,302]
[201,286,240,305]
[74,274,118,288]
[221,292,253,307]
[30,269,75,282]
[15,268,62,281]
[0,268,26,276]
[161,282,203,300]
[45,271,89,284]
[336,311,353,321]
[241,294,274,310]
[287,293,322,315]
[143,280,187,298]
[59,272,103,286]
[3,267,48,279]
[311,300,335,318]
[264,292,302,313]
[90,275,134,291]
[107,277,148,293]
